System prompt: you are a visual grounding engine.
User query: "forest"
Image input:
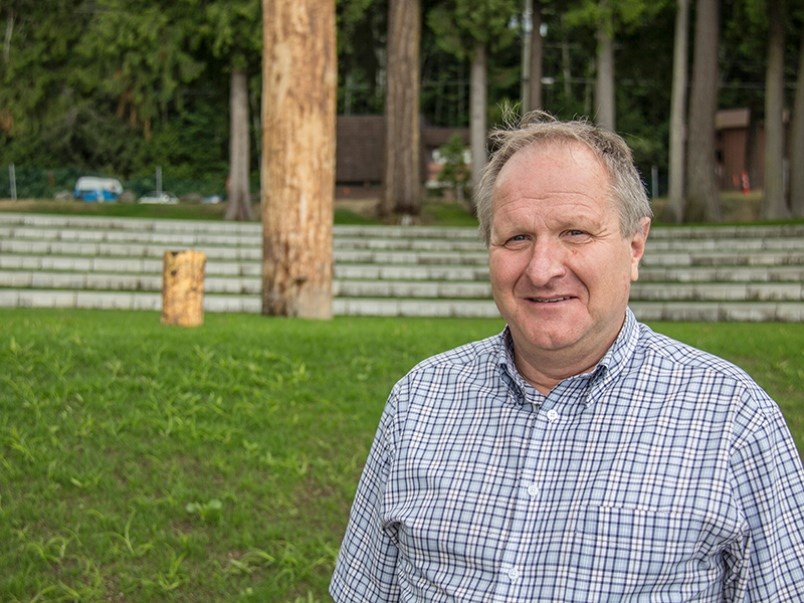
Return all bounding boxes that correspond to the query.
[1,0,802,221]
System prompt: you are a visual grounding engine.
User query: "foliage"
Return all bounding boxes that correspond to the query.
[0,309,801,600]
[1,0,801,207]
[436,133,471,203]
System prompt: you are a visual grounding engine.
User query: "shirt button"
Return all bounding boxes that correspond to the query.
[546,409,560,422]
[527,484,539,497]
[507,567,520,581]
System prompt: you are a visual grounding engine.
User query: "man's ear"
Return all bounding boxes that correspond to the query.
[630,217,651,282]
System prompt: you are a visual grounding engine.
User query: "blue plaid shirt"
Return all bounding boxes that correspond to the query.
[331,309,804,601]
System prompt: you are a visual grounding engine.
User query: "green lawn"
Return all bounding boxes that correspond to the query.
[1,310,802,601]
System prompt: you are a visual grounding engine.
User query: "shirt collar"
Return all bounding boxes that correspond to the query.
[496,307,640,403]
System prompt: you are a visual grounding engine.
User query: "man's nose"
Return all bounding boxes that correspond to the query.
[524,239,566,285]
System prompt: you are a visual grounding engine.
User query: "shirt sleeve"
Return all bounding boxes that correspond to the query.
[330,387,402,602]
[727,387,804,602]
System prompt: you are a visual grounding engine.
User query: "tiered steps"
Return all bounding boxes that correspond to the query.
[0,212,801,321]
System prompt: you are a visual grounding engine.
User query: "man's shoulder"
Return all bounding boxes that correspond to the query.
[635,322,768,397]
[405,332,504,378]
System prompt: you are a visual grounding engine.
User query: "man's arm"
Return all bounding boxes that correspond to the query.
[727,390,804,602]
[330,392,401,602]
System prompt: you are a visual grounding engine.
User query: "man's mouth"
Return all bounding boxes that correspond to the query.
[528,296,574,303]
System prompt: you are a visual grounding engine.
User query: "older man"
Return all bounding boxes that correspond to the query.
[331,113,804,602]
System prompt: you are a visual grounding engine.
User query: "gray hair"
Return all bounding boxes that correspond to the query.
[475,111,653,246]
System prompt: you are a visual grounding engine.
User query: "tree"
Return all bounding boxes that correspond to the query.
[563,0,666,132]
[261,0,336,318]
[202,1,262,222]
[428,0,519,197]
[521,0,544,112]
[762,0,788,219]
[685,0,721,222]
[595,0,616,130]
[667,0,690,223]
[791,26,804,217]
[380,0,421,218]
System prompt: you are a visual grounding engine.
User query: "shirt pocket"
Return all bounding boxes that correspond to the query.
[567,504,705,600]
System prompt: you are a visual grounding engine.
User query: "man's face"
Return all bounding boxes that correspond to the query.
[488,141,650,377]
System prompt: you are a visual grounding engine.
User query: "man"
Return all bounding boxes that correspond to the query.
[331,113,804,601]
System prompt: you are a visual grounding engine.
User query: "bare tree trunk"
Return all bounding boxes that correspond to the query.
[560,15,572,100]
[470,41,488,197]
[261,0,336,318]
[521,0,533,112]
[380,0,421,218]
[790,33,804,217]
[595,0,615,131]
[762,0,788,219]
[522,0,543,112]
[225,68,254,221]
[685,0,721,223]
[667,0,690,224]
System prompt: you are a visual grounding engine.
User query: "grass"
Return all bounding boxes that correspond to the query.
[0,197,481,228]
[1,309,802,601]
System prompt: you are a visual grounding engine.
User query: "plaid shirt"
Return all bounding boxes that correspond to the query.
[331,309,804,602]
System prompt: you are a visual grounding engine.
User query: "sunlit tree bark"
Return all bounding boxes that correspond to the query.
[261,0,336,318]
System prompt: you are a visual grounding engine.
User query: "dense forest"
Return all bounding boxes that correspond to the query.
[1,0,802,219]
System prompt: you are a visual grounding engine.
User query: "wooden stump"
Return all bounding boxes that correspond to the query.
[161,250,206,327]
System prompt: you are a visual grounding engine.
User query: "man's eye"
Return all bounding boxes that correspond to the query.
[566,230,589,237]
[505,234,529,245]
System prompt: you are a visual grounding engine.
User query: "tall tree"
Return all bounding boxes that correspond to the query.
[564,0,665,131]
[595,0,616,130]
[667,0,690,223]
[261,0,336,318]
[762,0,788,219]
[380,0,421,218]
[428,0,519,197]
[202,1,262,222]
[791,27,804,217]
[685,0,721,222]
[521,0,544,112]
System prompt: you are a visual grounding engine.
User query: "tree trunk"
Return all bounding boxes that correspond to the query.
[762,0,788,219]
[381,0,421,218]
[161,250,205,327]
[521,0,533,112]
[522,0,543,112]
[560,14,572,100]
[685,0,720,223]
[261,0,336,318]
[470,41,488,197]
[595,0,615,131]
[667,0,690,224]
[225,67,255,221]
[790,32,804,217]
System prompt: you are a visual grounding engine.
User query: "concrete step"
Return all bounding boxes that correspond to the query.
[2,270,802,303]
[3,223,803,255]
[0,212,802,321]
[1,288,801,322]
[2,237,801,272]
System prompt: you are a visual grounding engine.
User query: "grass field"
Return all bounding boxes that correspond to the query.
[1,309,802,601]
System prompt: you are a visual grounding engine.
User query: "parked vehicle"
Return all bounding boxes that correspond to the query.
[138,191,179,204]
[73,176,124,202]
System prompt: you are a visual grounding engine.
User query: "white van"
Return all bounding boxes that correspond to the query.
[73,177,124,202]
